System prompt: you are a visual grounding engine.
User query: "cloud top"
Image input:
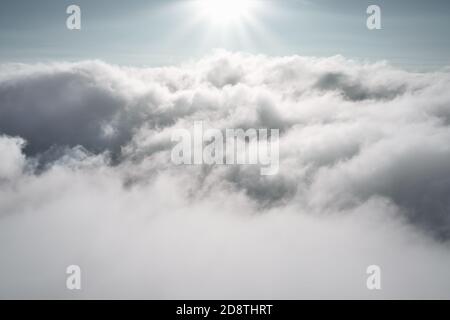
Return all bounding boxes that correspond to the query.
[1,52,450,298]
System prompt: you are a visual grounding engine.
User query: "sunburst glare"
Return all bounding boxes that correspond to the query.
[194,0,260,25]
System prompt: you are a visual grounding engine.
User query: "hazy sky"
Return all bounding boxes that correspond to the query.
[1,0,450,68]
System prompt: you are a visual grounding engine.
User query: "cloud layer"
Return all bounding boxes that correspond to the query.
[1,51,450,298]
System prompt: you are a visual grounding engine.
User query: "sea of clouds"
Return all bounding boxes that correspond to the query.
[1,51,450,299]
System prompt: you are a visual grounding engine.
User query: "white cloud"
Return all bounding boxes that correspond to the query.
[0,136,26,182]
[1,51,450,298]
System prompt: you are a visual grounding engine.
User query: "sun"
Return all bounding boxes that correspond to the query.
[195,0,258,25]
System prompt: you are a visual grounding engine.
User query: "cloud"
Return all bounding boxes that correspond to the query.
[0,136,26,182]
[1,51,450,298]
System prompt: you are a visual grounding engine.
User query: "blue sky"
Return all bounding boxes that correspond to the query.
[1,0,449,68]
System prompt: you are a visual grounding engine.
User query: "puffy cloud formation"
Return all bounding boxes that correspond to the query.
[1,51,450,298]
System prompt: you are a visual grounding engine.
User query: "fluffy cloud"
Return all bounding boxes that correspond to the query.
[1,51,450,298]
[0,136,26,182]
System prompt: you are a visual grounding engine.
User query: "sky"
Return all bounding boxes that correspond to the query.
[2,0,450,299]
[1,0,450,68]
